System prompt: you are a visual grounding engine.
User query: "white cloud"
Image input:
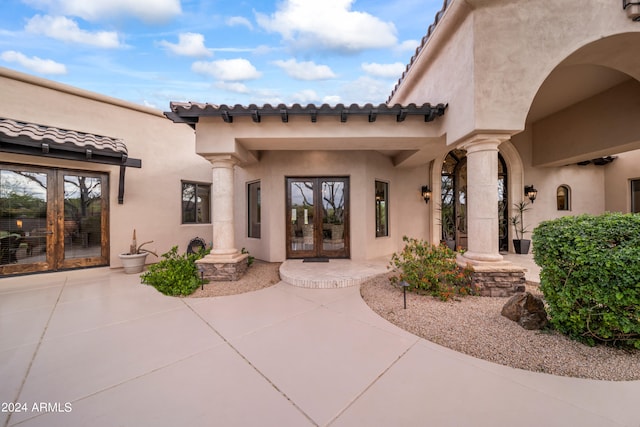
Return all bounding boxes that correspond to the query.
[215,81,250,94]
[255,0,397,52]
[398,39,420,53]
[341,76,392,105]
[361,62,405,79]
[23,0,181,24]
[192,58,262,81]
[25,15,122,48]
[0,50,67,74]
[273,59,336,81]
[291,89,319,104]
[160,33,212,58]
[226,16,253,30]
[322,95,341,105]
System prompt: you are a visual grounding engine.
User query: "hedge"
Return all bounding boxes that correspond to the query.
[533,213,640,348]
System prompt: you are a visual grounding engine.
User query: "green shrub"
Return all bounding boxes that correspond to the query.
[389,236,474,301]
[533,213,640,348]
[141,246,207,296]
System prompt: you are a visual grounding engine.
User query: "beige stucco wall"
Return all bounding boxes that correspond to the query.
[0,67,212,268]
[234,150,429,262]
[605,150,640,213]
[510,128,606,236]
[391,0,640,149]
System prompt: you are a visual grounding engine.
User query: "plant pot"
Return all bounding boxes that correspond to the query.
[513,239,531,255]
[119,252,149,274]
[440,239,456,251]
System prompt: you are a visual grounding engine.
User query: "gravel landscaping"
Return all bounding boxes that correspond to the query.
[360,273,640,381]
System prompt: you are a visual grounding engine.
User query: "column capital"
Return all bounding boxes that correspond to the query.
[203,154,240,167]
[459,133,511,153]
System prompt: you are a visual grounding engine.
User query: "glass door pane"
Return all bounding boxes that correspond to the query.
[0,167,51,273]
[62,174,104,262]
[288,179,315,257]
[321,180,345,255]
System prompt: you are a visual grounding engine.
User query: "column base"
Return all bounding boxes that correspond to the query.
[196,253,249,281]
[458,255,526,297]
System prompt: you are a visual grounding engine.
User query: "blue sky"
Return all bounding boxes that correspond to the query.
[0,0,443,110]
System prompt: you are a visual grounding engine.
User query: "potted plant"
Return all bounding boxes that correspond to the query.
[118,229,157,274]
[438,203,457,251]
[510,201,531,254]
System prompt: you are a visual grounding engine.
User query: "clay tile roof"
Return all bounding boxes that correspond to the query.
[165,102,447,126]
[0,117,128,156]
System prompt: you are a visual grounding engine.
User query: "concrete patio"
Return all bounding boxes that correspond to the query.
[1,258,638,427]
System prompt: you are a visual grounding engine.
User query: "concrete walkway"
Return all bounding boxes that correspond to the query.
[1,264,638,427]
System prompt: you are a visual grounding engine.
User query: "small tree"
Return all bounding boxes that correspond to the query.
[509,201,530,240]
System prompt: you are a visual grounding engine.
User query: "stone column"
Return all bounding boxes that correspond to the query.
[459,135,526,297]
[461,137,504,263]
[197,155,248,280]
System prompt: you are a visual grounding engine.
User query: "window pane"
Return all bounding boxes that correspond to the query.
[375,181,388,237]
[196,185,210,223]
[182,183,196,223]
[64,175,102,259]
[248,181,261,238]
[632,180,640,214]
[0,169,48,265]
[557,185,569,211]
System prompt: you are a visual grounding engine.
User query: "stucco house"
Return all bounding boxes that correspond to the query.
[2,0,640,287]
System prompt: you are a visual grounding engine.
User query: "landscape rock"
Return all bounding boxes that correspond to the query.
[501,292,548,330]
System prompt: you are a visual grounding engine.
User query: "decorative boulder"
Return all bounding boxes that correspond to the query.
[501,292,548,330]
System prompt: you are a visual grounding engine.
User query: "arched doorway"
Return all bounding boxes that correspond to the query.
[441,149,508,251]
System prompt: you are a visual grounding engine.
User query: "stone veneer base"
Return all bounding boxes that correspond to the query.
[196,254,249,281]
[458,256,526,297]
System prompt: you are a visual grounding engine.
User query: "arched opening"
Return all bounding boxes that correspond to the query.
[441,149,509,251]
[557,185,571,211]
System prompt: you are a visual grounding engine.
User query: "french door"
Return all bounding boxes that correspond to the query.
[0,164,109,275]
[286,177,349,259]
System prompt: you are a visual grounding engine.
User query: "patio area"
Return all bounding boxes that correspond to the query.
[1,259,637,426]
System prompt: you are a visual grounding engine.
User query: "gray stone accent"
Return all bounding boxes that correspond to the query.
[198,257,249,281]
[471,268,526,297]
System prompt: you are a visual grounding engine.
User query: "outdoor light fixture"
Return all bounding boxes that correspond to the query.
[421,185,432,204]
[525,185,538,203]
[623,0,640,21]
[197,263,205,290]
[400,280,410,309]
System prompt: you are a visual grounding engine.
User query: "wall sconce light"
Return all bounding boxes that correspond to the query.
[524,185,538,203]
[421,185,431,204]
[623,0,640,21]
[16,219,23,229]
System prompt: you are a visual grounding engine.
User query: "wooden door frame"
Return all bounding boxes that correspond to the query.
[0,163,109,275]
[285,176,350,259]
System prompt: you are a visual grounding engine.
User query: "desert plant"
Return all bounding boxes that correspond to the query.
[241,247,255,266]
[125,229,157,256]
[141,246,207,296]
[509,201,530,241]
[533,213,640,349]
[388,236,474,301]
